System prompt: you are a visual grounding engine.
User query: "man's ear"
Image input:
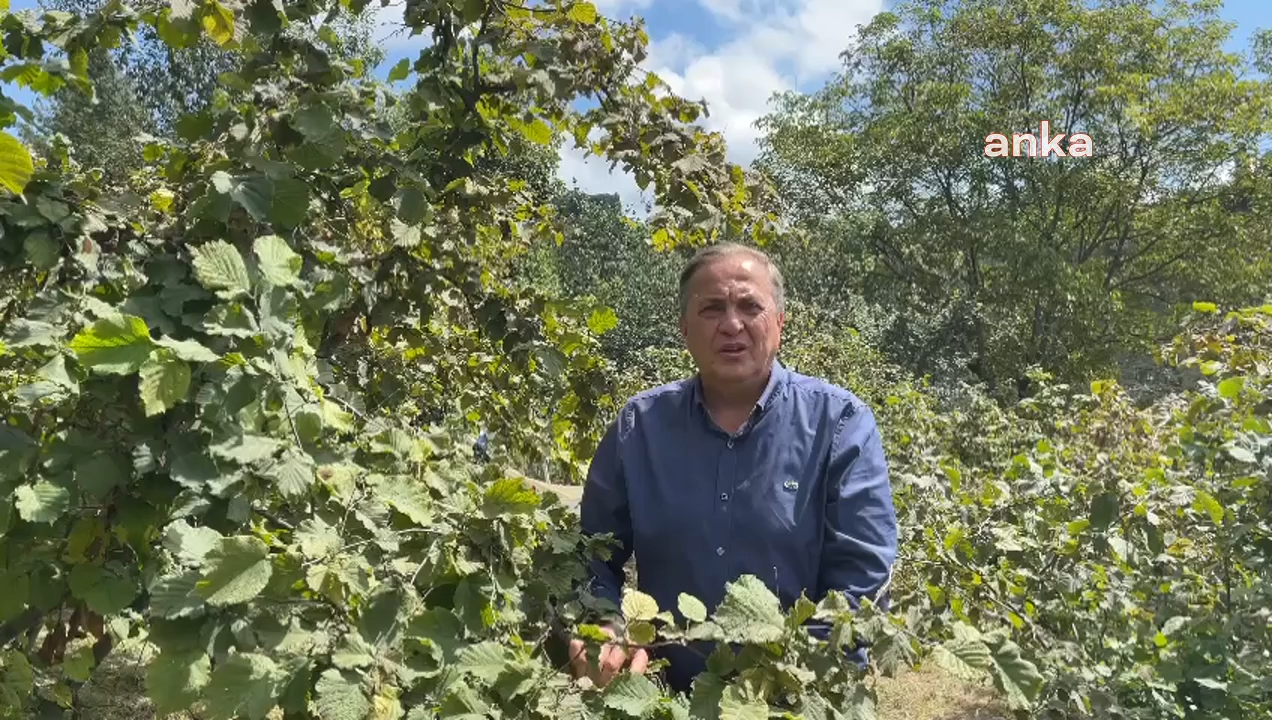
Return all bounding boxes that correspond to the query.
[678,314,688,342]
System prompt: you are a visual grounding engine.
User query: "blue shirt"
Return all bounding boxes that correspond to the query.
[579,359,898,692]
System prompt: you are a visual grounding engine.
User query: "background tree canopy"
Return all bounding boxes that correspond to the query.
[0,0,1270,719]
[754,0,1272,400]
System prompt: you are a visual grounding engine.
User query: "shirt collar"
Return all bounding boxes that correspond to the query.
[691,358,788,415]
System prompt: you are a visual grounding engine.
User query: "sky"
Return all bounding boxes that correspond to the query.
[5,0,1269,216]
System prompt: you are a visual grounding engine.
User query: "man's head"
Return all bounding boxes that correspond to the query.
[677,243,786,390]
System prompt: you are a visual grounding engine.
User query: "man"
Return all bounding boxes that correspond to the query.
[569,242,898,693]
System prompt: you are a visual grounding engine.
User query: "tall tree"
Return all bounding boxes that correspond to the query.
[537,189,685,367]
[756,0,1272,398]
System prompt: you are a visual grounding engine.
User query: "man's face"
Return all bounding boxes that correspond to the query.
[679,253,785,387]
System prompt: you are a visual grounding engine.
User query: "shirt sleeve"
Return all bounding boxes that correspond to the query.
[578,414,632,614]
[818,403,898,610]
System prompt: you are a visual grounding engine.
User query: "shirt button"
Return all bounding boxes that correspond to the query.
[716,546,725,556]
[726,439,734,449]
[720,493,728,502]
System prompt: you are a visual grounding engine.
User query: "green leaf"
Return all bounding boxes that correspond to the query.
[191,240,251,299]
[627,620,655,646]
[211,433,283,465]
[145,650,212,716]
[0,131,33,195]
[602,672,661,717]
[713,575,784,643]
[231,176,273,221]
[521,117,553,145]
[211,171,235,194]
[1192,490,1224,525]
[391,219,421,248]
[15,481,70,523]
[69,314,155,375]
[155,336,220,362]
[313,668,370,720]
[387,57,411,82]
[719,685,768,720]
[201,0,235,46]
[68,564,136,616]
[931,638,992,681]
[23,231,57,270]
[1090,491,1119,529]
[1192,301,1218,313]
[195,536,274,606]
[331,634,375,670]
[985,633,1043,711]
[1217,375,1244,399]
[294,104,338,140]
[203,653,280,720]
[788,595,817,628]
[269,177,309,229]
[456,641,509,682]
[380,475,432,525]
[0,651,34,714]
[253,234,303,287]
[149,571,205,619]
[62,641,96,682]
[396,187,429,224]
[679,593,707,623]
[689,673,725,720]
[407,608,464,662]
[1226,444,1257,463]
[163,520,223,565]
[566,1,597,24]
[587,307,619,335]
[622,589,659,621]
[482,477,539,516]
[261,451,314,498]
[139,353,191,416]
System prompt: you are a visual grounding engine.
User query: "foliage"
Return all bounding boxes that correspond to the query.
[0,1,1025,719]
[755,0,1272,398]
[21,0,384,180]
[878,302,1272,719]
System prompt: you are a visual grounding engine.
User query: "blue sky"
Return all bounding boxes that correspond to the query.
[5,0,1269,213]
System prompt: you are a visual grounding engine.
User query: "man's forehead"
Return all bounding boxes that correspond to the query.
[690,284,763,298]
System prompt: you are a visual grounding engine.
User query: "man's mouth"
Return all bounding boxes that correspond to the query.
[718,343,748,357]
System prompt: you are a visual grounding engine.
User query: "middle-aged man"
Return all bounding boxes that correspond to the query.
[568,242,898,693]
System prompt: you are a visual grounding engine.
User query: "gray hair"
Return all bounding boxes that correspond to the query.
[677,242,785,317]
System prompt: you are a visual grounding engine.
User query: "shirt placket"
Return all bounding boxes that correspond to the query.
[714,413,754,583]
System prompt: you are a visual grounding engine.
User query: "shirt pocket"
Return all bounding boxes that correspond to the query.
[738,446,819,536]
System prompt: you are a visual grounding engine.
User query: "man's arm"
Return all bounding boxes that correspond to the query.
[579,416,633,613]
[817,403,898,612]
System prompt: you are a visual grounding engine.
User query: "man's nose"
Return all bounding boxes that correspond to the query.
[719,307,744,333]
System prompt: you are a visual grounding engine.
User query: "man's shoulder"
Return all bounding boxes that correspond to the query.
[782,366,872,417]
[623,377,694,412]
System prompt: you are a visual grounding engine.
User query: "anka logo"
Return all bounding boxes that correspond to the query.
[984,121,1092,158]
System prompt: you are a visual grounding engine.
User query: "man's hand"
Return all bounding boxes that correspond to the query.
[567,623,649,687]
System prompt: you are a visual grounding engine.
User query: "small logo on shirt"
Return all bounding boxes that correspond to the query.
[782,479,799,492]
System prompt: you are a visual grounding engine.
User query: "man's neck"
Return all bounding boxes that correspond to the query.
[700,367,771,416]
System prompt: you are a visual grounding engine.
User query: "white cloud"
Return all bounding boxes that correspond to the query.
[554,0,883,217]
